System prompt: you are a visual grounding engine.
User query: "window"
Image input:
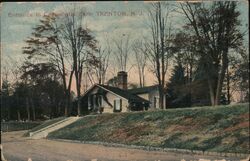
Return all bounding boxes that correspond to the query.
[98,95,102,107]
[93,95,96,108]
[154,96,157,108]
[88,96,92,110]
[114,98,122,112]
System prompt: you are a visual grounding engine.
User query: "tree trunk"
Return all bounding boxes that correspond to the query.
[16,96,20,121]
[159,85,164,109]
[64,70,74,116]
[17,110,21,121]
[49,105,52,119]
[142,68,145,87]
[73,51,81,116]
[208,79,215,106]
[62,73,68,116]
[7,106,10,121]
[31,98,36,121]
[77,99,81,116]
[57,103,61,117]
[215,52,228,105]
[190,63,193,83]
[139,70,142,88]
[160,4,166,109]
[226,67,230,104]
[76,87,81,116]
[75,70,82,116]
[26,97,30,121]
[186,65,189,83]
[64,91,71,116]
[64,99,68,116]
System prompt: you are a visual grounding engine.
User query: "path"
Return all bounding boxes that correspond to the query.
[1,131,248,161]
[30,117,80,139]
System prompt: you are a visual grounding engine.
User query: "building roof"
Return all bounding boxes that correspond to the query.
[127,85,159,95]
[98,84,149,103]
[81,84,150,103]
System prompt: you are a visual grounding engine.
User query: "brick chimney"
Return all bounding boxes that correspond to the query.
[117,71,128,90]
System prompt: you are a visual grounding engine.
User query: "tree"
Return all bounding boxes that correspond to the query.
[1,80,11,120]
[92,46,110,84]
[2,56,24,120]
[229,49,249,102]
[145,2,174,109]
[107,76,118,87]
[17,61,66,119]
[113,33,131,72]
[166,62,190,108]
[21,61,64,119]
[23,7,98,116]
[42,79,65,117]
[132,39,148,87]
[13,82,30,121]
[23,13,74,116]
[60,7,98,115]
[179,1,244,105]
[1,62,12,120]
[128,83,139,89]
[172,31,198,84]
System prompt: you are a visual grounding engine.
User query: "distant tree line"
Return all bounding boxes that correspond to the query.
[1,1,248,121]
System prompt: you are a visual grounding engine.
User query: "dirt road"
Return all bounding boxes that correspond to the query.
[1,131,246,161]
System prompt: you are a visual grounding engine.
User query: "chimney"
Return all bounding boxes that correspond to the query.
[117,71,128,90]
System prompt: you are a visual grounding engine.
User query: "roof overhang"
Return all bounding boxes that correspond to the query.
[79,84,129,101]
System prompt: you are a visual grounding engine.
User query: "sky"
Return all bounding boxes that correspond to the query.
[1,1,249,92]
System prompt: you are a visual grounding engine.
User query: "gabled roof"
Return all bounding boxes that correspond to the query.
[81,84,150,103]
[128,85,159,94]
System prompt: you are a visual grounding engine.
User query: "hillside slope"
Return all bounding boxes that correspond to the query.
[48,103,249,153]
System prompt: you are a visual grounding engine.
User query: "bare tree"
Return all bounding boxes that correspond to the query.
[60,7,98,115]
[145,2,174,109]
[113,33,131,72]
[92,46,110,84]
[24,6,98,116]
[132,39,147,87]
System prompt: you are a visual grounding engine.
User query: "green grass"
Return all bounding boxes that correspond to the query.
[48,103,249,154]
[28,117,66,133]
[1,121,41,132]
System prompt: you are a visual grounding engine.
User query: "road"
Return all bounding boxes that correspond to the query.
[1,131,247,161]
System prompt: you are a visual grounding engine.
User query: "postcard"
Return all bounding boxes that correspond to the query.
[1,1,249,161]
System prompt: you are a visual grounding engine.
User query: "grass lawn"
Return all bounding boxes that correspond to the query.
[48,103,249,154]
[1,121,41,132]
[28,117,66,133]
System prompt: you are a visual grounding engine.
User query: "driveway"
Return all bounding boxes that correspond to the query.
[1,131,247,161]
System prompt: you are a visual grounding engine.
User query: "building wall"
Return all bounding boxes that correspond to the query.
[86,85,166,113]
[102,105,113,113]
[88,86,129,113]
[149,89,160,108]
[138,93,149,100]
[133,90,160,109]
[103,92,129,113]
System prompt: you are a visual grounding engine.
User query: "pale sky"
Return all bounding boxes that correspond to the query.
[1,1,249,92]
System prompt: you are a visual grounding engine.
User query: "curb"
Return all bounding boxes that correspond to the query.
[49,138,249,159]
